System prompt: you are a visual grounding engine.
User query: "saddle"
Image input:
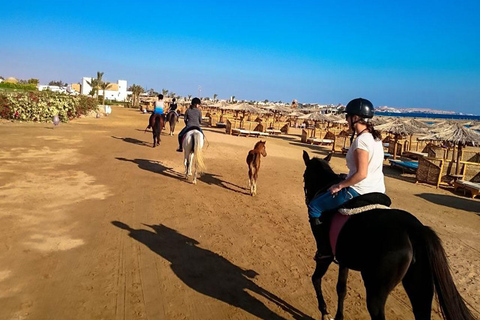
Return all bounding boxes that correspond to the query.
[329,193,391,258]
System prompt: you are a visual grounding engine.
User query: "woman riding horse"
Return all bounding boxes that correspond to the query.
[308,98,385,260]
[147,94,165,129]
[176,97,203,152]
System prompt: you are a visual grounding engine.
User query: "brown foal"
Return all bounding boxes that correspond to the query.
[246,140,267,196]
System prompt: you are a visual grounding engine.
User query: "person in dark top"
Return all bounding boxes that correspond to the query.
[177,97,203,152]
[168,98,178,115]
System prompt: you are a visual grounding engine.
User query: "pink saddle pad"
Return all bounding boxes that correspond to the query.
[329,212,351,256]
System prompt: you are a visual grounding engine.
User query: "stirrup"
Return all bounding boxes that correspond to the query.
[314,251,333,261]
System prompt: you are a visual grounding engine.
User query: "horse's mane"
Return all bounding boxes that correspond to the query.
[309,157,340,181]
[254,141,265,149]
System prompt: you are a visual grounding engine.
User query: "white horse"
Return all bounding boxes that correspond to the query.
[182,129,206,184]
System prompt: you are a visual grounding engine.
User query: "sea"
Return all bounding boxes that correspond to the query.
[376,112,480,122]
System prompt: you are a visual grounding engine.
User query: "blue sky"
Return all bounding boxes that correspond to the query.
[1,0,479,113]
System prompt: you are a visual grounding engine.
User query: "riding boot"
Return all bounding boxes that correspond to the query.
[310,217,333,261]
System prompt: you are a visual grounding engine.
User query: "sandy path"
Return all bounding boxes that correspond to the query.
[0,106,478,320]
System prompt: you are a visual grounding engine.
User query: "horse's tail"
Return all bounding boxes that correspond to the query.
[419,226,475,320]
[193,131,206,174]
[154,115,161,135]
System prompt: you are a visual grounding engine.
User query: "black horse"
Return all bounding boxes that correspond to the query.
[302,151,475,320]
[150,113,165,147]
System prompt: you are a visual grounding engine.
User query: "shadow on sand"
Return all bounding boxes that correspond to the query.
[289,142,331,156]
[415,193,480,214]
[199,173,250,195]
[115,157,249,195]
[112,136,152,147]
[112,222,314,320]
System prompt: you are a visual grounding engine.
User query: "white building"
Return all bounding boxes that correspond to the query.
[80,77,129,101]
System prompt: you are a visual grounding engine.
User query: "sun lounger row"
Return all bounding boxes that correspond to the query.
[307,137,334,145]
[389,159,419,173]
[453,180,480,199]
[231,129,269,137]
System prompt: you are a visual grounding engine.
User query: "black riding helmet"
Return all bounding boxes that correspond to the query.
[345,98,374,119]
[191,97,201,106]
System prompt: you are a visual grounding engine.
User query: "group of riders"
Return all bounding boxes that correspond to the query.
[147,94,204,152]
[150,95,384,258]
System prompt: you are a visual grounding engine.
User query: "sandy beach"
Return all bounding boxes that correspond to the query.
[0,106,479,320]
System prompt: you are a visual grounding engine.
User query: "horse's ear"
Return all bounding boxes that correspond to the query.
[324,153,332,162]
[303,150,310,165]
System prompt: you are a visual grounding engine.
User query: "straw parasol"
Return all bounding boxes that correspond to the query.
[403,118,431,129]
[375,119,428,159]
[419,123,480,174]
[298,112,331,137]
[469,123,480,131]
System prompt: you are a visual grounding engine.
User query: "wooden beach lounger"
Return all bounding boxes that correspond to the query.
[453,180,480,199]
[389,159,419,173]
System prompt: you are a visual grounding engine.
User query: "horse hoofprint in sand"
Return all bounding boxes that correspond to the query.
[183,129,205,184]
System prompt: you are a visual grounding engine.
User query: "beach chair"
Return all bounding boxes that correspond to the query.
[225,119,232,135]
[451,161,480,198]
[253,123,265,133]
[416,157,445,188]
[301,129,308,143]
[389,159,419,173]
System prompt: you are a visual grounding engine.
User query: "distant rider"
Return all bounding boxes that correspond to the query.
[176,97,203,152]
[147,94,164,129]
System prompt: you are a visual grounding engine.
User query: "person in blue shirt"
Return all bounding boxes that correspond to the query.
[147,94,164,129]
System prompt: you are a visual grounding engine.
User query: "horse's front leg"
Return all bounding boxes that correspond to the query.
[335,265,349,320]
[312,258,334,320]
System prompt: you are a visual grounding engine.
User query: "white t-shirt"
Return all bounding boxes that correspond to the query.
[345,132,385,195]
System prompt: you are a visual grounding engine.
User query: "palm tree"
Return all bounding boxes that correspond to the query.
[100,81,112,106]
[162,89,169,97]
[213,93,218,102]
[130,84,144,109]
[86,78,99,98]
[86,71,104,101]
[187,94,192,100]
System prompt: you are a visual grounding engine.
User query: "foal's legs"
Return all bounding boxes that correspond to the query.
[402,253,433,320]
[334,265,349,320]
[312,258,334,320]
[248,164,253,195]
[252,163,259,195]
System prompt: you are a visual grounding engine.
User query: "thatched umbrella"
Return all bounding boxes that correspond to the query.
[375,119,427,159]
[299,112,331,137]
[469,123,480,131]
[418,124,480,174]
[403,118,431,129]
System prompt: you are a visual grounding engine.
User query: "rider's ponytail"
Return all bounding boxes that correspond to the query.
[366,121,382,141]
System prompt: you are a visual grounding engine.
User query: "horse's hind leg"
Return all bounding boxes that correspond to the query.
[362,249,412,320]
[402,251,433,320]
[335,265,349,320]
[248,165,253,195]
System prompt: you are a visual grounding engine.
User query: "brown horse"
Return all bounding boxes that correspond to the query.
[149,113,165,147]
[246,140,267,196]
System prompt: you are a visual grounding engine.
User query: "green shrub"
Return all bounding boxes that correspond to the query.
[0,91,98,122]
[0,82,37,91]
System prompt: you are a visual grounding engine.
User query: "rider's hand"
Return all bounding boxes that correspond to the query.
[329,183,343,195]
